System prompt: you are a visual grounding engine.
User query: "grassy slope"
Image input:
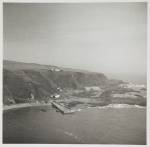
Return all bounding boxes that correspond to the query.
[3,60,115,104]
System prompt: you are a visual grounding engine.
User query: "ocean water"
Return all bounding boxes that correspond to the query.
[3,106,146,144]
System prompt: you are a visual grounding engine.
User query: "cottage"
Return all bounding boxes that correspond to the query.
[55,94,60,98]
[50,94,60,99]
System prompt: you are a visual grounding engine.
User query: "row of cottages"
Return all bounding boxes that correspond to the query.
[48,67,62,72]
[84,86,101,92]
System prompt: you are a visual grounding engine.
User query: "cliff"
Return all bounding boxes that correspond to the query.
[3,60,122,104]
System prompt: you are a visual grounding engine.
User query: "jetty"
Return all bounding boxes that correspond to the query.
[52,101,74,114]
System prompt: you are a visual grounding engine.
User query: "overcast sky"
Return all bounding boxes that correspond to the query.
[3,3,147,81]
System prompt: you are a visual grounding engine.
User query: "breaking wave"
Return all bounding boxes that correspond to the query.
[72,104,146,112]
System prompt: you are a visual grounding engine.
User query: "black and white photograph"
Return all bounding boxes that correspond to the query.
[2,1,148,145]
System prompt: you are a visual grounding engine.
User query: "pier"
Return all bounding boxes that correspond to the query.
[52,101,74,114]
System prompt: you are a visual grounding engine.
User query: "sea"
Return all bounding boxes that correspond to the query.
[3,105,146,144]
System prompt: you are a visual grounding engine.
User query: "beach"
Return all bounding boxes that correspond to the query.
[3,103,52,111]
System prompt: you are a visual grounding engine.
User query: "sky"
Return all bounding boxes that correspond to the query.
[3,3,147,83]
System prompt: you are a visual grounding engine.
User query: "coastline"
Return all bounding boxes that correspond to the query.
[3,102,146,112]
[3,103,52,111]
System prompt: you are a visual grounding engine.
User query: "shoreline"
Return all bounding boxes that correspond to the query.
[3,103,52,111]
[3,102,146,112]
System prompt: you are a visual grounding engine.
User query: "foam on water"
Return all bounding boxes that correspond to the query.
[72,104,146,112]
[98,104,146,109]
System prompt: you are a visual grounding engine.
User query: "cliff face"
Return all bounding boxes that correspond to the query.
[3,60,122,104]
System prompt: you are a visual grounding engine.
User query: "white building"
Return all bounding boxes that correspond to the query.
[49,67,61,72]
[50,94,60,99]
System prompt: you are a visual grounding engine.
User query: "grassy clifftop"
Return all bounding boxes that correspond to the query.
[4,60,121,104]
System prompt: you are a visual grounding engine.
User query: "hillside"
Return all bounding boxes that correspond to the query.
[3,60,123,105]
